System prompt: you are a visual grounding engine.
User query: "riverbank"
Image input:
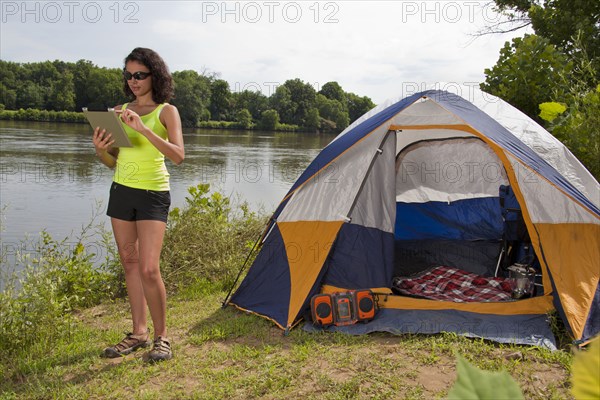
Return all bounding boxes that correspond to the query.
[0,108,304,132]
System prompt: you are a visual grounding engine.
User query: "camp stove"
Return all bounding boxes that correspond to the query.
[508,264,536,299]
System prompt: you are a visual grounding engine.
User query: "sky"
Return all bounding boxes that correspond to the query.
[0,0,531,104]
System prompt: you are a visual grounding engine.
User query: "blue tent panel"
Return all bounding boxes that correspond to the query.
[395,198,503,240]
[304,308,557,350]
[229,224,291,328]
[582,282,600,343]
[323,223,395,289]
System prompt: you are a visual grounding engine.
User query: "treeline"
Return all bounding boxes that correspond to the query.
[0,59,375,133]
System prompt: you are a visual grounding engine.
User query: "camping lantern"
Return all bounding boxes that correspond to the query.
[508,264,536,299]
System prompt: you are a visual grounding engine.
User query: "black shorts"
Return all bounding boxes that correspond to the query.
[107,182,171,223]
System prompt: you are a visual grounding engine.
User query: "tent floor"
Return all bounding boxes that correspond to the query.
[303,307,557,350]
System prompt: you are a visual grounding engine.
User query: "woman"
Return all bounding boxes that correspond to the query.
[92,47,184,362]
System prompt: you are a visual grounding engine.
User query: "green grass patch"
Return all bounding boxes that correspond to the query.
[0,285,576,400]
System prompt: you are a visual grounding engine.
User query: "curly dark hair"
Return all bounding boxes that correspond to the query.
[123,47,174,103]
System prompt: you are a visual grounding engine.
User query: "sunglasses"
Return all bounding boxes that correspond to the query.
[123,71,151,81]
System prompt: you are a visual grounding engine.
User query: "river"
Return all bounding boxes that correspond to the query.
[0,120,335,270]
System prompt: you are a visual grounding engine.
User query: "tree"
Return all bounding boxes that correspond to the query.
[73,60,96,111]
[232,90,269,121]
[209,79,232,121]
[315,94,349,132]
[259,109,280,130]
[235,108,253,129]
[18,82,44,109]
[49,71,76,111]
[487,0,599,83]
[538,45,600,180]
[319,81,347,110]
[539,86,600,179]
[0,58,380,136]
[270,85,295,124]
[171,70,211,127]
[304,108,321,132]
[481,34,571,122]
[0,82,17,109]
[481,1,599,177]
[347,92,375,122]
[84,68,125,110]
[0,61,19,109]
[282,79,317,126]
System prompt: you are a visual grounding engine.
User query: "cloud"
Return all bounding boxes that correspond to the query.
[0,0,531,104]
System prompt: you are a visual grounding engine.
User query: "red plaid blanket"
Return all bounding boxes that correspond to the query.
[392,266,513,302]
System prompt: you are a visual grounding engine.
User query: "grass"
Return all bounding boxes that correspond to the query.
[0,282,575,399]
[0,185,577,399]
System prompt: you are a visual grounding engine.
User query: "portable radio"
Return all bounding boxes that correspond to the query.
[332,292,356,326]
[310,289,378,327]
[354,289,376,322]
[310,293,334,326]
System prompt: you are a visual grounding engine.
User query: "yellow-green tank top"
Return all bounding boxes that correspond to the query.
[113,103,170,191]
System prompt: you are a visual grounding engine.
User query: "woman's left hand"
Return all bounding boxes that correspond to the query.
[118,108,147,134]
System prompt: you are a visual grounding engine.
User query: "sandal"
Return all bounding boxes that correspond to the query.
[103,330,151,358]
[147,336,173,362]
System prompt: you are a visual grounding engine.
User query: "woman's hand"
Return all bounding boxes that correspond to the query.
[92,127,117,168]
[92,127,115,155]
[118,108,147,134]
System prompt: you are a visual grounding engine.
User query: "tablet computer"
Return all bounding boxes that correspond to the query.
[82,108,133,147]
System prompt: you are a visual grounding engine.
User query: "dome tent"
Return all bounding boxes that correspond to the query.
[226,87,599,348]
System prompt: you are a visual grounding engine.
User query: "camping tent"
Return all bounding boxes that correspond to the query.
[227,87,599,349]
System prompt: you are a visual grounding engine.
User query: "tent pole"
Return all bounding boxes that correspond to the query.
[346,130,395,218]
[221,217,274,308]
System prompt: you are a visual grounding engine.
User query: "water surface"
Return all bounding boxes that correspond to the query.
[0,120,334,268]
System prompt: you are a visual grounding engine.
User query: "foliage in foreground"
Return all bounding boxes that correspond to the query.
[447,355,524,399]
[571,336,600,400]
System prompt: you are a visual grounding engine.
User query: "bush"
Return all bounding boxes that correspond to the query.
[0,224,122,358]
[0,108,85,123]
[235,108,253,129]
[274,123,299,132]
[259,109,280,130]
[160,183,267,292]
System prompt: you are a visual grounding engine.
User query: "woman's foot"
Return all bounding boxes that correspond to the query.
[103,330,151,358]
[147,336,172,362]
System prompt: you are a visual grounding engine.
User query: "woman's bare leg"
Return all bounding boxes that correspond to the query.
[111,218,148,336]
[136,219,168,338]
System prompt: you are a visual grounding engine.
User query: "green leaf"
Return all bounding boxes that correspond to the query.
[539,102,567,122]
[447,355,524,400]
[572,337,600,400]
